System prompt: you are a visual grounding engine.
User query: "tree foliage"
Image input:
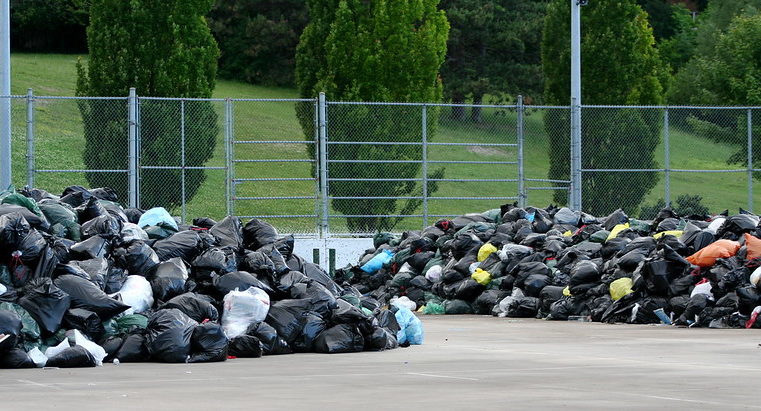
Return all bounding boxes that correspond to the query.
[542,0,668,215]
[439,0,549,119]
[208,0,308,86]
[296,0,449,232]
[10,0,89,52]
[76,0,219,209]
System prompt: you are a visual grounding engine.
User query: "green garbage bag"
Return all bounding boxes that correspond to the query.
[373,232,397,249]
[443,299,473,314]
[115,314,149,333]
[589,230,610,243]
[0,264,10,286]
[144,222,178,240]
[0,302,41,344]
[340,294,361,308]
[423,302,445,315]
[480,208,502,223]
[390,272,415,288]
[2,192,43,217]
[424,292,443,305]
[39,202,77,226]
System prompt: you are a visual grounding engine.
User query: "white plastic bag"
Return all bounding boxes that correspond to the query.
[73,329,107,366]
[706,218,725,235]
[222,287,270,339]
[121,222,149,242]
[44,338,70,358]
[425,265,442,282]
[390,296,417,311]
[113,275,154,315]
[0,283,6,295]
[28,347,47,368]
[690,281,714,301]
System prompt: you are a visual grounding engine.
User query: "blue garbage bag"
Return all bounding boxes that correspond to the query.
[137,207,178,231]
[394,306,424,345]
[360,249,394,274]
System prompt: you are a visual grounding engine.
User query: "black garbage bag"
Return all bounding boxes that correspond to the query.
[737,286,760,315]
[76,196,106,224]
[101,336,124,362]
[601,293,640,323]
[639,259,671,296]
[60,186,90,207]
[17,228,46,266]
[113,332,150,362]
[104,266,128,294]
[630,296,670,324]
[506,296,540,318]
[676,294,712,325]
[330,299,369,324]
[293,311,327,353]
[153,230,203,263]
[452,278,483,302]
[569,261,601,295]
[209,216,243,250]
[287,254,341,296]
[265,299,312,345]
[63,308,105,341]
[188,323,228,363]
[161,293,219,323]
[116,240,160,276]
[47,345,96,368]
[0,310,22,353]
[54,274,130,320]
[443,299,473,314]
[314,324,365,354]
[256,244,290,275]
[70,257,110,291]
[375,309,400,334]
[214,271,275,298]
[32,244,59,280]
[18,278,71,335]
[70,235,110,260]
[81,214,122,239]
[548,297,584,321]
[228,334,263,358]
[150,258,189,302]
[0,212,31,253]
[123,208,144,224]
[365,326,398,351]
[192,247,237,282]
[524,274,550,298]
[248,321,291,355]
[589,295,613,322]
[243,218,279,250]
[145,308,197,363]
[240,251,276,278]
[0,348,36,368]
[289,281,337,317]
[472,290,506,315]
[539,286,566,313]
[0,205,49,231]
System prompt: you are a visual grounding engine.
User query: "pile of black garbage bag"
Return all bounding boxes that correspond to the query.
[0,186,413,369]
[340,203,761,329]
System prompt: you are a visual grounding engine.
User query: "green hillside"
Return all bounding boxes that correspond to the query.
[8,53,758,233]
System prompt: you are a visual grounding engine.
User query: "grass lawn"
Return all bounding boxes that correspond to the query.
[8,53,759,234]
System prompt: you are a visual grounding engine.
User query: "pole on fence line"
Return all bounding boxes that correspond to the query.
[180,99,186,223]
[225,98,233,217]
[422,104,429,228]
[570,0,583,211]
[748,109,754,213]
[517,95,526,208]
[664,108,671,207]
[26,89,35,188]
[318,93,329,238]
[0,0,10,189]
[128,88,138,208]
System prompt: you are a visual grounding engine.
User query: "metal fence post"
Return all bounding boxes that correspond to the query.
[748,108,754,213]
[26,88,35,188]
[570,98,582,211]
[421,104,429,227]
[517,95,526,208]
[128,88,138,208]
[180,99,186,223]
[318,93,329,238]
[225,98,234,217]
[664,107,671,207]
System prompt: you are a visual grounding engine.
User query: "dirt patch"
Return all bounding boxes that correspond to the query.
[467,145,508,157]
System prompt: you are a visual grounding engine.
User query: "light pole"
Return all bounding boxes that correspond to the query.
[570,0,585,211]
[0,0,10,189]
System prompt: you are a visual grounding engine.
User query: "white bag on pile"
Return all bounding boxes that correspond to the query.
[113,275,154,315]
[706,218,725,235]
[121,222,149,242]
[137,207,178,230]
[28,347,47,367]
[690,281,714,301]
[425,265,442,282]
[73,329,107,366]
[390,296,417,311]
[751,266,761,287]
[222,287,270,339]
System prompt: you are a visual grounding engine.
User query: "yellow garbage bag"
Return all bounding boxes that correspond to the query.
[562,286,572,296]
[653,230,683,240]
[609,277,634,301]
[607,223,630,241]
[477,243,498,262]
[471,268,492,286]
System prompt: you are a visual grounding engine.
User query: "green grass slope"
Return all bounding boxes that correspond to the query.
[8,53,759,234]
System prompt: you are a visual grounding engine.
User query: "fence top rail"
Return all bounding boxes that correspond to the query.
[3,95,128,100]
[581,104,761,110]
[328,100,520,109]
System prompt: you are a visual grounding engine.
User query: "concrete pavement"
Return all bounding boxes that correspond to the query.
[2,315,761,410]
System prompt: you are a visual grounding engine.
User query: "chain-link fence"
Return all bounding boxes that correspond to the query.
[5,90,761,237]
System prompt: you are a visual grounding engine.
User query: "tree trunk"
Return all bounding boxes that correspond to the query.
[471,94,483,123]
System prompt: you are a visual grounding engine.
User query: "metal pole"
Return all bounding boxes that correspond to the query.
[318,93,329,238]
[421,104,428,227]
[26,88,34,188]
[313,100,320,234]
[664,108,670,207]
[570,0,583,211]
[128,88,138,208]
[225,98,233,217]
[180,99,186,223]
[517,95,526,208]
[749,108,754,213]
[0,0,10,189]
